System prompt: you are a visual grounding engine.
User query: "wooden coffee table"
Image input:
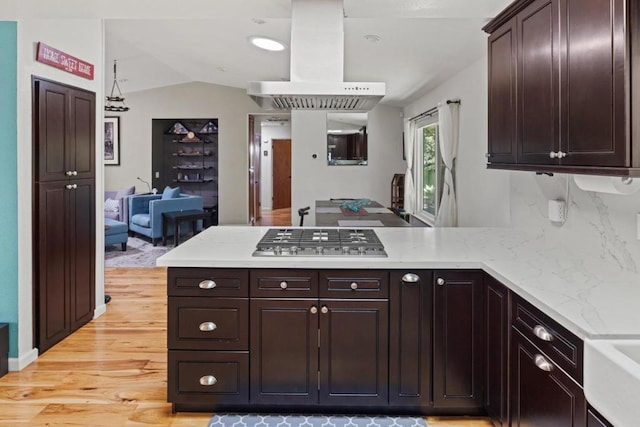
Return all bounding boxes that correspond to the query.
[162,209,212,246]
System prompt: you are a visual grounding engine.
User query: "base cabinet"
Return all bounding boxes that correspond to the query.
[433,270,484,411]
[510,329,586,426]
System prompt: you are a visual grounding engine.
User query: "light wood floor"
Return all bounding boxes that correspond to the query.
[255,208,292,226]
[0,267,493,426]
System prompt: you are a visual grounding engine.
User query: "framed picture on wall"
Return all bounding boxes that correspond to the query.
[104,116,120,165]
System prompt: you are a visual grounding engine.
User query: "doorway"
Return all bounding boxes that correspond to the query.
[248,114,291,226]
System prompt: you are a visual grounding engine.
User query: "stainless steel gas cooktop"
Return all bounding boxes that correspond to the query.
[252,228,387,257]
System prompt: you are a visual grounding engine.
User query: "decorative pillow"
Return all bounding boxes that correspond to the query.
[104,198,120,212]
[161,186,180,199]
[115,185,135,199]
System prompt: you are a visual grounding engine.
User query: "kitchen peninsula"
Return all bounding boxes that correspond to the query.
[157,226,640,425]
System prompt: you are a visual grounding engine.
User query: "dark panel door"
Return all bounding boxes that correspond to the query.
[561,0,626,166]
[68,88,95,179]
[68,179,95,330]
[487,18,518,164]
[587,406,613,427]
[517,0,560,164]
[34,79,69,182]
[35,182,70,353]
[433,270,484,409]
[272,139,291,210]
[250,299,319,405]
[319,299,388,407]
[389,270,431,409]
[510,329,586,427]
[485,274,510,426]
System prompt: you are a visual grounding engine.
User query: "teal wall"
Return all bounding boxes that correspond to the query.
[0,22,18,358]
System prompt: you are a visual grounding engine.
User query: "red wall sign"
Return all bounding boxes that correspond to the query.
[36,42,95,80]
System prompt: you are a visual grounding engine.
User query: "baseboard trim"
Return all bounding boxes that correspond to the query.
[9,347,38,371]
[94,303,107,318]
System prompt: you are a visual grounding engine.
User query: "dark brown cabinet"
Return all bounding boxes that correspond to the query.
[249,270,389,409]
[432,270,484,411]
[33,77,95,354]
[484,0,640,176]
[484,274,510,426]
[510,329,585,426]
[389,271,432,410]
[587,405,614,427]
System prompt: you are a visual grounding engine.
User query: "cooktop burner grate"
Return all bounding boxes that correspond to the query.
[254,228,387,257]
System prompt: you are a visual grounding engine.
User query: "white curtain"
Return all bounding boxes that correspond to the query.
[435,100,460,227]
[403,120,416,214]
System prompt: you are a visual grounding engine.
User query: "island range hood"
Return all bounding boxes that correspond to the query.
[247,0,385,111]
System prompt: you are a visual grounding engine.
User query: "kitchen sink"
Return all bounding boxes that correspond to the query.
[584,339,640,427]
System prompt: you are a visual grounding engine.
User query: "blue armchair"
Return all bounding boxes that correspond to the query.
[128,193,203,245]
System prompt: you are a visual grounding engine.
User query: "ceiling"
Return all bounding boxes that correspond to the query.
[4,0,512,108]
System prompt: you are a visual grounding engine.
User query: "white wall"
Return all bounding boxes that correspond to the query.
[404,56,510,227]
[260,121,292,211]
[291,103,406,226]
[409,55,640,276]
[104,82,265,225]
[16,19,104,367]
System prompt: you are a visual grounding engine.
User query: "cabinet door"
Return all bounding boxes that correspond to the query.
[433,270,484,410]
[485,274,510,426]
[560,0,626,167]
[510,329,586,426]
[587,405,613,427]
[517,0,561,164]
[35,182,71,353]
[250,299,319,406]
[68,88,95,179]
[319,299,388,407]
[487,18,518,164]
[34,79,70,182]
[389,271,431,409]
[68,179,95,330]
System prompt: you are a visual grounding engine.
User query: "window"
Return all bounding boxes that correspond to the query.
[413,114,442,223]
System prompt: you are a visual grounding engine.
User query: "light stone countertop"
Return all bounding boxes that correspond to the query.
[156,225,640,340]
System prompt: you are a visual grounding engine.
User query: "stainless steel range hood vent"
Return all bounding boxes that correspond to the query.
[247,0,385,111]
[247,81,385,111]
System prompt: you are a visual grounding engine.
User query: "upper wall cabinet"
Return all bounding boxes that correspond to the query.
[483,0,639,176]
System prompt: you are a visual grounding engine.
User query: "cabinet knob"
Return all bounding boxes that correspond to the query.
[65,184,77,190]
[310,306,318,314]
[66,170,74,176]
[401,273,420,283]
[199,322,217,332]
[436,278,445,286]
[557,151,567,159]
[532,325,554,342]
[350,282,358,290]
[280,281,288,290]
[534,354,554,372]
[72,170,78,176]
[320,306,329,314]
[549,151,560,159]
[199,375,217,386]
[198,280,216,289]
[485,153,491,158]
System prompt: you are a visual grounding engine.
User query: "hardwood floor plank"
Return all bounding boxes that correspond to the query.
[0,267,494,425]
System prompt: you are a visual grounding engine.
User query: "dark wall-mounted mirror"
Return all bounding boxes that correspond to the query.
[327,113,368,166]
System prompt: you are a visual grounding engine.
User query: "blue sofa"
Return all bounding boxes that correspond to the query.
[128,193,203,246]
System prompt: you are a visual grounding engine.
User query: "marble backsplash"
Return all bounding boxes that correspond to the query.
[509,171,640,275]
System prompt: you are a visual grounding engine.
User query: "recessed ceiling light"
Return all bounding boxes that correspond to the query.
[364,34,381,43]
[249,36,286,52]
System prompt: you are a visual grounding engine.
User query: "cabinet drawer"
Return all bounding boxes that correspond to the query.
[512,293,583,383]
[320,270,388,299]
[251,269,318,298]
[168,298,248,350]
[168,351,248,405]
[168,268,248,297]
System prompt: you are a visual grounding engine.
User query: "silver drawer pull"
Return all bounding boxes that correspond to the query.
[199,322,217,332]
[436,278,445,286]
[321,306,329,314]
[199,375,217,386]
[534,354,554,372]
[350,282,358,290]
[401,273,420,283]
[533,325,554,342]
[198,280,216,289]
[280,281,288,289]
[310,306,318,314]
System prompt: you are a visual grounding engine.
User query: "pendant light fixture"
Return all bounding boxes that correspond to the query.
[105,60,130,112]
